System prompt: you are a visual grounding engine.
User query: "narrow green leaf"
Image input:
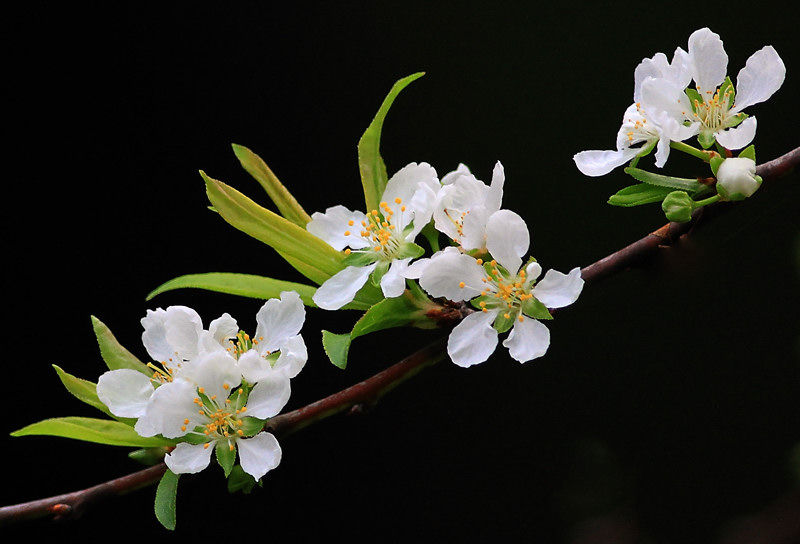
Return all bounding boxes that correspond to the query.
[624,167,703,192]
[91,316,151,375]
[350,291,436,340]
[147,272,318,306]
[608,183,674,207]
[52,365,118,419]
[231,143,312,227]
[11,417,175,448]
[321,330,352,369]
[203,170,345,284]
[358,72,425,211]
[155,469,180,531]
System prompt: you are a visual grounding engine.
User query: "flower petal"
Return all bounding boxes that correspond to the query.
[141,306,203,368]
[532,267,584,309]
[96,369,155,418]
[733,45,785,112]
[312,263,377,310]
[245,368,292,419]
[447,310,499,367]
[237,432,282,480]
[502,317,551,363]
[179,351,241,401]
[274,334,308,378]
[164,442,214,475]
[306,205,370,250]
[138,380,200,439]
[417,247,485,301]
[573,148,639,177]
[255,291,306,354]
[716,116,757,150]
[486,209,529,273]
[380,258,412,298]
[688,27,727,95]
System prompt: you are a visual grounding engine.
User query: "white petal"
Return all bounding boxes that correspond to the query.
[237,432,282,480]
[274,334,308,378]
[96,369,155,418]
[533,267,584,309]
[141,306,203,367]
[179,351,240,401]
[688,27,727,94]
[380,258,412,298]
[486,210,529,273]
[733,45,785,112]
[440,163,472,185]
[640,77,693,123]
[417,247,485,301]
[716,116,757,150]
[245,368,292,419]
[382,162,439,235]
[402,256,431,279]
[459,204,491,252]
[255,291,306,354]
[485,161,505,214]
[447,311,499,367]
[306,205,370,250]
[312,263,376,310]
[502,317,551,363]
[138,380,199,439]
[573,148,639,177]
[164,442,214,475]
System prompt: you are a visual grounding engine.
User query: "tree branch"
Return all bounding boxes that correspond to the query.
[1,146,796,527]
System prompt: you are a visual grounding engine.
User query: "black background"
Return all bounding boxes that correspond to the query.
[4,3,799,542]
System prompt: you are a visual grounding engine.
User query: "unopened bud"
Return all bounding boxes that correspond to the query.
[716,157,761,201]
[662,191,695,223]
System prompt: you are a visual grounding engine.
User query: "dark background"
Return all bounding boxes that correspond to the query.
[4,3,799,542]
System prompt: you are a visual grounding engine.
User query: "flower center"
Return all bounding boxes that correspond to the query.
[347,198,407,260]
[475,260,534,322]
[624,103,658,145]
[691,86,734,132]
[192,386,247,450]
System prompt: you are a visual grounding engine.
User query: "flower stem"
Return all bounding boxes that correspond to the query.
[671,141,712,162]
[693,194,721,208]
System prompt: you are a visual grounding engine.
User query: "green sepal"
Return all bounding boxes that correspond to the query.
[623,167,704,192]
[710,155,725,177]
[358,72,425,211]
[128,446,169,466]
[698,130,716,149]
[739,144,756,162]
[215,441,236,478]
[685,87,703,112]
[370,260,391,288]
[719,76,735,105]
[11,417,176,448]
[154,469,180,531]
[92,316,151,375]
[238,417,266,437]
[608,183,675,207]
[342,250,380,268]
[231,143,312,227]
[492,312,515,334]
[521,297,554,320]
[395,241,425,260]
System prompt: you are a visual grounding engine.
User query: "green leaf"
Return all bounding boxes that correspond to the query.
[128,447,169,466]
[608,183,675,207]
[92,316,151,375]
[358,72,425,211]
[324,291,439,369]
[52,365,122,420]
[321,330,352,370]
[155,469,180,531]
[231,143,312,227]
[203,170,345,285]
[739,144,756,162]
[147,272,317,306]
[623,167,704,192]
[11,417,175,448]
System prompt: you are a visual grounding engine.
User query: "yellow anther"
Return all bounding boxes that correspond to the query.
[344,248,352,255]
[476,259,483,265]
[518,315,524,322]
[394,197,402,204]
[344,230,351,236]
[204,443,210,449]
[348,219,354,226]
[459,281,465,288]
[504,313,511,319]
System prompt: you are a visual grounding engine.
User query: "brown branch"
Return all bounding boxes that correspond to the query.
[1,146,797,527]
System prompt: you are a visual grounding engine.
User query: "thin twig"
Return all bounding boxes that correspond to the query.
[1,146,797,527]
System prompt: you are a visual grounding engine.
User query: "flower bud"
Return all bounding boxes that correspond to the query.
[716,157,761,201]
[662,191,695,223]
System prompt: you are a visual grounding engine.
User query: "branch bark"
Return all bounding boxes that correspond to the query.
[1,146,796,527]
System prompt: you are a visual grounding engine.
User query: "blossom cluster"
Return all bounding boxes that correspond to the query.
[96,291,308,481]
[307,161,584,367]
[573,27,784,210]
